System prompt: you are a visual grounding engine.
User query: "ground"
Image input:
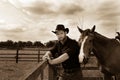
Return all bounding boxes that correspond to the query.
[0,49,104,80]
[0,61,40,80]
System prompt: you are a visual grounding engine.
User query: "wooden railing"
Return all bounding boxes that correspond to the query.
[0,48,95,63]
[19,60,57,80]
[0,48,49,63]
[18,60,103,80]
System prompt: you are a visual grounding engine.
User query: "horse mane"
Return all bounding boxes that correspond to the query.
[92,32,111,65]
[94,32,110,40]
[93,32,111,45]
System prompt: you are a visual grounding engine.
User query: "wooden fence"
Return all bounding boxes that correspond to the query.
[18,60,104,80]
[19,60,57,80]
[1,49,119,80]
[18,60,120,80]
[0,48,48,63]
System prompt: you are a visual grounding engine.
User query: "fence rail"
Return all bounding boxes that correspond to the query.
[19,60,57,80]
[0,49,100,70]
[0,48,48,63]
[18,60,104,80]
[0,48,96,63]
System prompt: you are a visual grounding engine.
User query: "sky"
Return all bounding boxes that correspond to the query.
[0,0,120,43]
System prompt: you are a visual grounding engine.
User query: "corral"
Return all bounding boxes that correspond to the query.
[0,49,119,80]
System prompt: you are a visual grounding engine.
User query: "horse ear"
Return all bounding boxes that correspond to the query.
[77,26,83,33]
[91,25,96,32]
[116,32,120,36]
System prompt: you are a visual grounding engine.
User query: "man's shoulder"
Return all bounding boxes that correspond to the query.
[69,38,77,43]
[68,38,78,45]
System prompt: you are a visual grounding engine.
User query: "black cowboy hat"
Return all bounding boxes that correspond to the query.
[52,24,69,34]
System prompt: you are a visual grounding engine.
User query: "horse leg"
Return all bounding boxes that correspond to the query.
[104,73,113,80]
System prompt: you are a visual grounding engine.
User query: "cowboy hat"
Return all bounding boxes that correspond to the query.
[52,24,69,34]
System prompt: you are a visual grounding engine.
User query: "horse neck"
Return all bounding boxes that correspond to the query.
[93,32,111,65]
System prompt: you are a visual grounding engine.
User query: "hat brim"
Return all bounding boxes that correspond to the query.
[52,28,69,34]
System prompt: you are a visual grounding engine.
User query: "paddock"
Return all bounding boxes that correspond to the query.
[0,49,120,80]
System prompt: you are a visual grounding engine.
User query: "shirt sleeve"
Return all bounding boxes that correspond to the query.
[63,41,80,58]
[50,43,58,57]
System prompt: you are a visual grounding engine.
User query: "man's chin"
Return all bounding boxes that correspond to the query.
[58,39,63,41]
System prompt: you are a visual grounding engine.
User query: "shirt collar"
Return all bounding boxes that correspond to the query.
[59,36,69,46]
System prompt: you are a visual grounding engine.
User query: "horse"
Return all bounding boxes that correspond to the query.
[77,25,120,80]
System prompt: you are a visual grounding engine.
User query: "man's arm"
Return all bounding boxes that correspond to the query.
[42,51,52,61]
[48,53,69,65]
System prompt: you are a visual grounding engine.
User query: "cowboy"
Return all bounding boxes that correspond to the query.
[42,24,83,80]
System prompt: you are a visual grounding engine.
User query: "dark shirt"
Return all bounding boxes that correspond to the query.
[50,36,81,69]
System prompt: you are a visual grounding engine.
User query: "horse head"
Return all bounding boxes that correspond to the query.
[77,25,96,64]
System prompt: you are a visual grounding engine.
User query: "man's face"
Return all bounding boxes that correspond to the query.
[56,30,67,41]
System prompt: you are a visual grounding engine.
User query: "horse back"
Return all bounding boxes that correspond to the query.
[109,39,120,46]
[105,39,120,73]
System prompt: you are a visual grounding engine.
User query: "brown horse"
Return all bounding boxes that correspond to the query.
[77,25,120,80]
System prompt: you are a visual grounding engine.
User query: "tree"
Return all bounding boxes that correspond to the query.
[17,41,24,49]
[13,42,18,49]
[33,41,45,48]
[45,41,56,48]
[26,41,33,47]
[6,40,14,49]
[0,40,45,49]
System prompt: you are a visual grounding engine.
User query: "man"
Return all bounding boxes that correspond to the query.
[43,24,83,80]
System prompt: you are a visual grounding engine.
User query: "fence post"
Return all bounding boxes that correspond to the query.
[16,48,19,63]
[36,70,43,80]
[38,48,40,63]
[40,70,44,80]
[48,65,57,80]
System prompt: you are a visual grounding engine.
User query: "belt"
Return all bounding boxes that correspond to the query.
[64,68,80,73]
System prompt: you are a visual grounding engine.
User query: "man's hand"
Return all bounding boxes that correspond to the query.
[42,54,52,64]
[42,54,50,61]
[42,51,52,61]
[42,55,48,61]
[46,56,52,64]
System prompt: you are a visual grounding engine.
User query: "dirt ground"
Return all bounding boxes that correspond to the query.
[0,61,40,80]
[0,49,47,80]
[0,49,104,80]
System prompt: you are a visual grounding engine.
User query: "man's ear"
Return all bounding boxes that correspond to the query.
[91,25,96,32]
[77,26,83,33]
